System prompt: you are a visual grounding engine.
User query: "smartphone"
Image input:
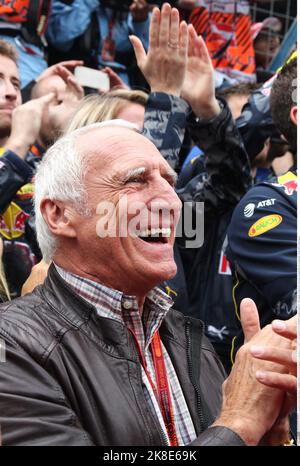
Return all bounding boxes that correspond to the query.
[74,66,110,91]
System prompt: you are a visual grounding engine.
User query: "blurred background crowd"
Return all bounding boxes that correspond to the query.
[0,0,297,374]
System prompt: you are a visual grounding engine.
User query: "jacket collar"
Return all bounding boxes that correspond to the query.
[41,263,96,328]
[40,263,177,361]
[54,264,173,354]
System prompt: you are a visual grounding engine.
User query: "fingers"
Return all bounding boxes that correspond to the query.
[102,66,117,77]
[179,21,188,57]
[58,60,84,70]
[36,92,56,106]
[256,370,297,395]
[187,24,199,56]
[129,35,146,67]
[66,76,84,100]
[55,65,74,82]
[102,67,129,89]
[187,24,212,65]
[159,3,171,49]
[36,61,84,82]
[197,35,212,65]
[240,298,261,343]
[169,8,179,47]
[251,345,297,367]
[187,24,197,42]
[149,6,160,49]
[159,4,187,57]
[187,24,195,57]
[272,317,297,340]
[54,65,83,99]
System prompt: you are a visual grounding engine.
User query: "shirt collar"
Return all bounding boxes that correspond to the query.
[54,264,173,353]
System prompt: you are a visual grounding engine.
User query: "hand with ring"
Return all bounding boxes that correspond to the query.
[130,3,188,96]
[168,41,179,49]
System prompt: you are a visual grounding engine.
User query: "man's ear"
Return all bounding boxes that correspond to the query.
[290,106,297,126]
[40,198,77,238]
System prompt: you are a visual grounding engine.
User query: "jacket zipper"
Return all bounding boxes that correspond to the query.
[185,319,207,433]
[158,426,169,446]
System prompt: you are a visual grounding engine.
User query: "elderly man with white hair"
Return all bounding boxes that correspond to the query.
[0,121,295,447]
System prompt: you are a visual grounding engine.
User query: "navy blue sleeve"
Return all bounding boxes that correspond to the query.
[178,99,252,216]
[227,180,297,323]
[0,151,33,214]
[143,93,189,170]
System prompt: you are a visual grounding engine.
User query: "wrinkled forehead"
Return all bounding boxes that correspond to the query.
[76,126,172,175]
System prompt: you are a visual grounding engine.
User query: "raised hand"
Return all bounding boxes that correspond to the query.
[47,66,84,133]
[4,92,55,158]
[130,3,188,96]
[36,60,84,83]
[54,66,84,102]
[101,67,130,92]
[181,25,220,119]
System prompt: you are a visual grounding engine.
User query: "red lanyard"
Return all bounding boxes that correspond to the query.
[129,329,178,446]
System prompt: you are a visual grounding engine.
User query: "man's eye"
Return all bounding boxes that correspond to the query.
[126,177,145,184]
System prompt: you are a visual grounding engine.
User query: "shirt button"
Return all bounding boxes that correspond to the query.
[123,300,132,310]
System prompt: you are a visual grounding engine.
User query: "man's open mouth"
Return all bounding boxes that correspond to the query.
[137,228,171,244]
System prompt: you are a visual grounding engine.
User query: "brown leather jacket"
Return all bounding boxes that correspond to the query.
[0,264,244,446]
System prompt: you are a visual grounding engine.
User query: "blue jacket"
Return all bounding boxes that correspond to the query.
[227,171,297,357]
[47,0,150,82]
[176,100,252,373]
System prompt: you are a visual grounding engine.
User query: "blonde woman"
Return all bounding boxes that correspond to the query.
[66,89,148,133]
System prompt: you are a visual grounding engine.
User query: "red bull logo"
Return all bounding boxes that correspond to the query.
[0,202,29,240]
[14,210,30,232]
[272,172,298,197]
[280,179,298,196]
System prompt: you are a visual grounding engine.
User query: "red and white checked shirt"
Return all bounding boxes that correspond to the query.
[55,264,197,445]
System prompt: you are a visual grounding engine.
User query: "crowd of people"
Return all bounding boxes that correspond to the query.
[0,0,297,447]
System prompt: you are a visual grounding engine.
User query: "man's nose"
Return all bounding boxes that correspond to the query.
[151,184,182,215]
[4,80,17,101]
[156,176,180,201]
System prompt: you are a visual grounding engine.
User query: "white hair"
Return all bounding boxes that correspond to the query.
[34,120,139,262]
